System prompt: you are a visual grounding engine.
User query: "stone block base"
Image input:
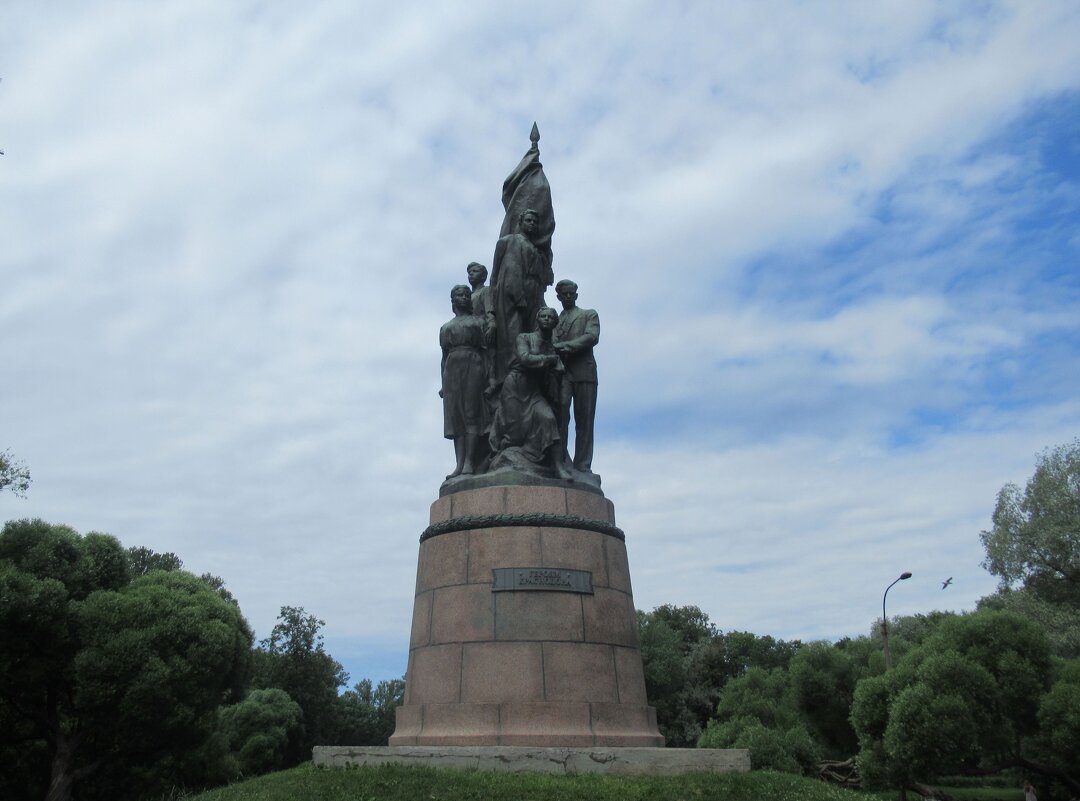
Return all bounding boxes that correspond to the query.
[313,745,750,775]
[389,701,662,747]
[392,484,662,747]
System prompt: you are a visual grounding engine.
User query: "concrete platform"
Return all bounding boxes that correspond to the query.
[312,745,750,775]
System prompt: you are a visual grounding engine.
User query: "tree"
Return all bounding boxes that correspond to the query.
[697,665,817,773]
[1037,659,1080,788]
[335,677,406,746]
[877,610,953,648]
[217,688,303,779]
[252,606,348,764]
[789,640,872,758]
[696,632,891,772]
[637,609,691,743]
[649,603,717,645]
[638,605,724,746]
[126,544,238,605]
[981,439,1080,607]
[979,588,1080,659]
[850,609,1068,796]
[713,630,802,678]
[700,715,817,773]
[0,448,31,497]
[0,519,253,801]
[637,605,803,747]
[126,545,184,576]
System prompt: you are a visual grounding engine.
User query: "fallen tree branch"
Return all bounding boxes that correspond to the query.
[817,757,860,788]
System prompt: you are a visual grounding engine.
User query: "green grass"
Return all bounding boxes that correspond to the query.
[836,785,1023,801]
[935,788,1023,801]
[184,763,870,801]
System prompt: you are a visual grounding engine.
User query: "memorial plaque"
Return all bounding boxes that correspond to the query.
[491,567,593,594]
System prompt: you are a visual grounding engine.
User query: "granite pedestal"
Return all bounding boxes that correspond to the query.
[389,482,663,747]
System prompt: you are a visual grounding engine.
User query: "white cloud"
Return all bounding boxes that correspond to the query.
[2,0,1079,681]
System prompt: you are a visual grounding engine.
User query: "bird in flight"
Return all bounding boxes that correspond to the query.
[941,577,953,589]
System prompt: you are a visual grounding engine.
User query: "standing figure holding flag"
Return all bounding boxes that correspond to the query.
[489,123,556,386]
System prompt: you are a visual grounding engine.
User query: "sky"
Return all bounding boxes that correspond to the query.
[2,1,1079,686]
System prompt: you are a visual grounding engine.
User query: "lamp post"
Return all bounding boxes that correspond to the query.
[882,571,912,670]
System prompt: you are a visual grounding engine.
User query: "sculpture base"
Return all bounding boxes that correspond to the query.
[391,484,661,748]
[314,745,750,775]
[390,701,661,747]
[440,465,602,497]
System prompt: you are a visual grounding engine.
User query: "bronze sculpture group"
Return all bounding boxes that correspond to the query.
[440,126,599,485]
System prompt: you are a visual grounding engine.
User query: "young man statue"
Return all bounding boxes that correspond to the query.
[553,279,599,474]
[489,208,554,384]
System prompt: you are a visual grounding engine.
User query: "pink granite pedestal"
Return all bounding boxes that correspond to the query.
[389,484,663,747]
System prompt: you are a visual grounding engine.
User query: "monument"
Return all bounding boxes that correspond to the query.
[389,125,662,748]
[316,126,748,773]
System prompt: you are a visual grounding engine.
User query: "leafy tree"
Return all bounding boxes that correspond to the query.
[979,588,1080,658]
[637,605,722,746]
[878,610,954,648]
[637,609,690,743]
[686,630,803,745]
[884,653,998,780]
[335,677,406,746]
[700,716,817,773]
[126,545,237,605]
[865,610,956,674]
[981,439,1080,607]
[127,545,183,576]
[713,630,802,677]
[649,603,717,645]
[0,448,31,497]
[1036,659,1080,789]
[217,688,303,779]
[711,665,797,729]
[252,606,348,764]
[789,640,871,757]
[638,605,803,747]
[850,609,1067,796]
[0,519,253,801]
[697,666,817,773]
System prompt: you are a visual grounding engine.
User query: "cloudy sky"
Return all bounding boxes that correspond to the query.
[3,1,1079,685]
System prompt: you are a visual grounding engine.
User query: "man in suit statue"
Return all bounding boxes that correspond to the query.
[553,279,599,474]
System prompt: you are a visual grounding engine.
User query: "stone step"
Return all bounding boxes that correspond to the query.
[313,745,750,775]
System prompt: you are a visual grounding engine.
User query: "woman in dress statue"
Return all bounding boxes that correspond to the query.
[488,306,571,479]
[440,284,489,478]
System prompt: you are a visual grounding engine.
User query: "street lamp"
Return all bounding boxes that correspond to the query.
[881,571,912,670]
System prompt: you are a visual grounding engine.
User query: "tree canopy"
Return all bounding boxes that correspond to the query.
[981,439,1080,606]
[216,688,303,778]
[335,677,406,747]
[252,605,349,764]
[850,608,1078,794]
[0,449,31,497]
[638,605,803,748]
[0,519,253,801]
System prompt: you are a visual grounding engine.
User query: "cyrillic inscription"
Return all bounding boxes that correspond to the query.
[491,567,593,594]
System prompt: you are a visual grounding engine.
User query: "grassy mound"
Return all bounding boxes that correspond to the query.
[184,763,873,801]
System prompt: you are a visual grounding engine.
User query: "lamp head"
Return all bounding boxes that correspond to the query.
[900,572,912,580]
